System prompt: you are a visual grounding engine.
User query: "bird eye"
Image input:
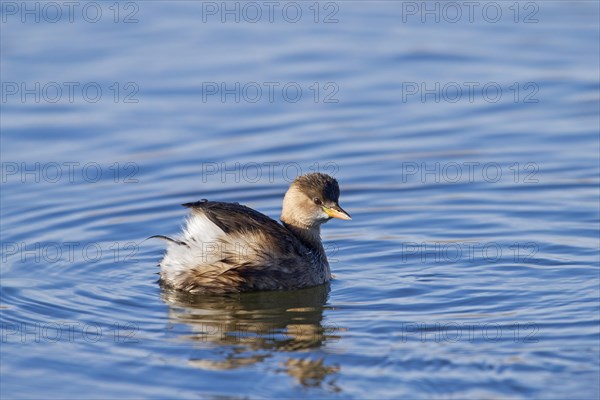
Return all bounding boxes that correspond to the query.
[313,197,322,205]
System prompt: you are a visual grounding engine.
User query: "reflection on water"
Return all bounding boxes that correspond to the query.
[161,284,341,389]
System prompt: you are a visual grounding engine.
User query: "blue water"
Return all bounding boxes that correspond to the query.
[1,1,599,399]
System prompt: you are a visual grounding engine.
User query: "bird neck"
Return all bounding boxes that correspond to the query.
[280,186,329,270]
[281,218,331,280]
[281,221,325,257]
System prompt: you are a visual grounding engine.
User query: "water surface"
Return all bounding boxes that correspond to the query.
[1,1,599,399]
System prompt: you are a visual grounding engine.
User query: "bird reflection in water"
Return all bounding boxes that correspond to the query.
[161,284,342,391]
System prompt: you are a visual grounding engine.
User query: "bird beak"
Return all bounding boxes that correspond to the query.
[323,204,352,220]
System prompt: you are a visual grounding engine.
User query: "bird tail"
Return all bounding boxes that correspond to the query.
[147,235,188,247]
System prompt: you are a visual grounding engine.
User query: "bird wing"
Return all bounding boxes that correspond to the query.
[182,200,288,236]
[181,200,305,259]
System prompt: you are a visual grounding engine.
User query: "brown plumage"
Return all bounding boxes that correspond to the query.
[155,173,351,294]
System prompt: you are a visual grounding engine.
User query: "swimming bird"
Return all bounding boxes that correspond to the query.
[155,173,351,294]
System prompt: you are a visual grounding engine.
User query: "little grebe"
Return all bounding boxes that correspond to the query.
[155,173,351,293]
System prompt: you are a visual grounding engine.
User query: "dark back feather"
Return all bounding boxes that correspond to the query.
[181,200,304,256]
[182,201,284,235]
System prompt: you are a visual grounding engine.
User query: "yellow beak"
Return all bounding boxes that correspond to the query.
[323,205,352,220]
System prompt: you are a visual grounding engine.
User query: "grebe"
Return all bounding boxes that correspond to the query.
[155,173,351,293]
